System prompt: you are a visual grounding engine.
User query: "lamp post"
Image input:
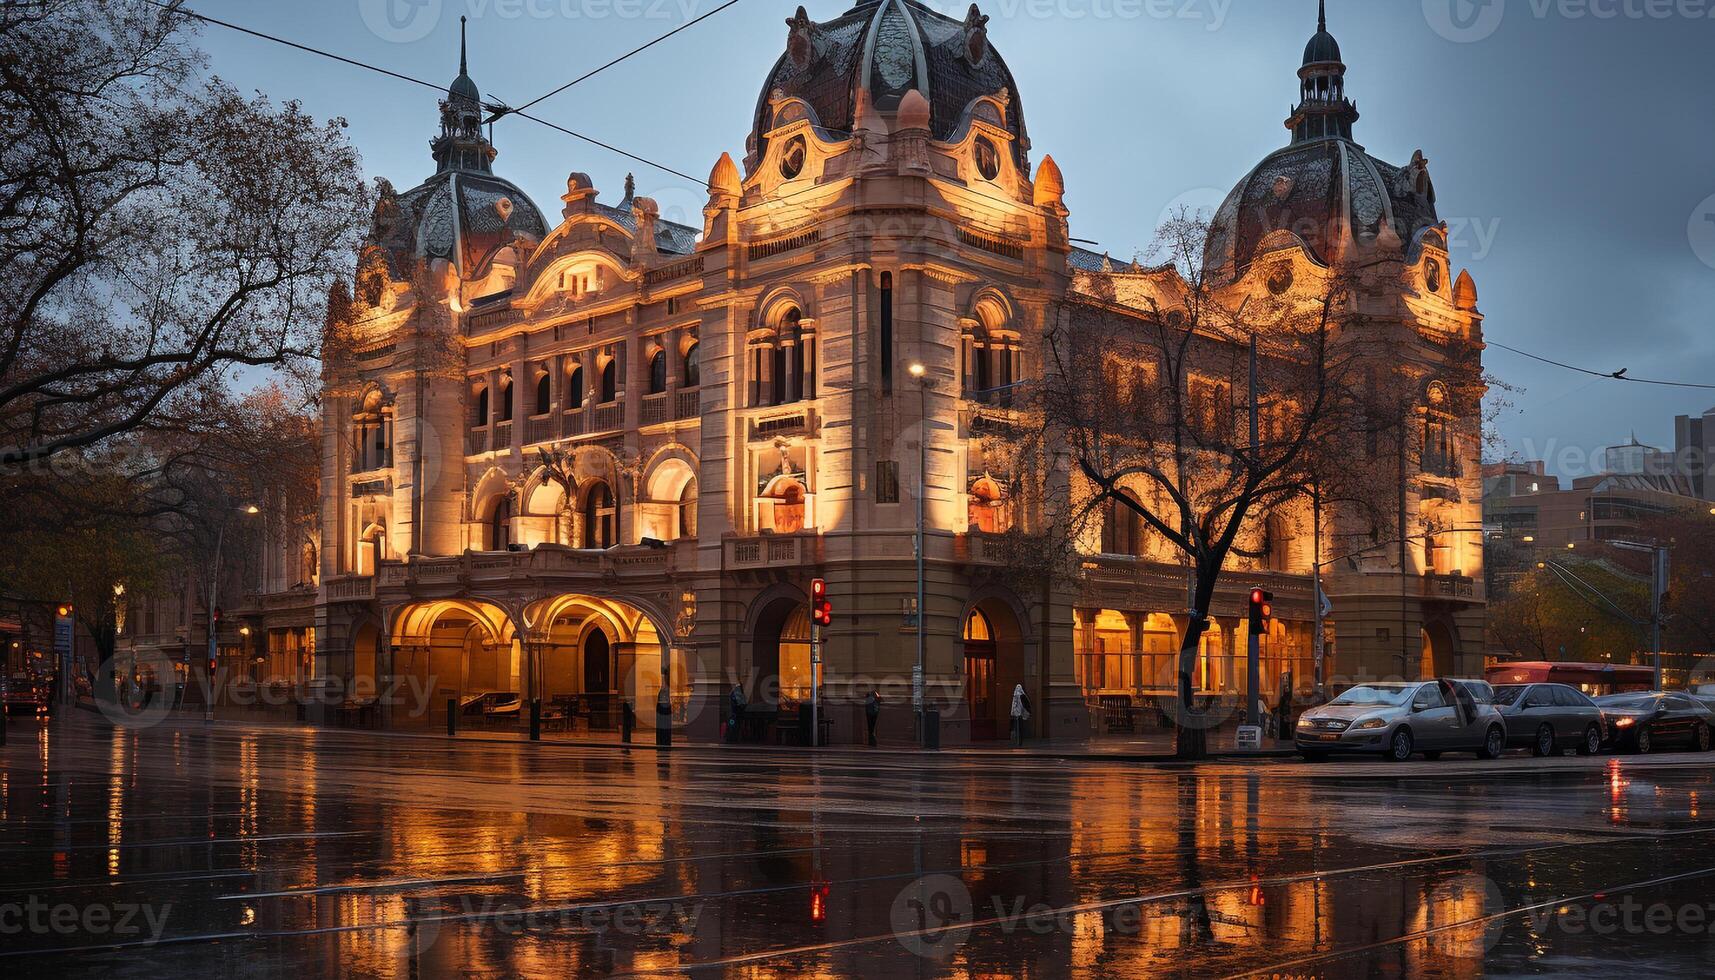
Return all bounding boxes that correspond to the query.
[908,361,928,741]
[201,504,260,723]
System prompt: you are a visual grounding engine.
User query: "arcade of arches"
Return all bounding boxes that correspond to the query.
[385,595,683,733]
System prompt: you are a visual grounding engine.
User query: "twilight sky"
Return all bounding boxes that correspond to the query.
[189,0,1715,476]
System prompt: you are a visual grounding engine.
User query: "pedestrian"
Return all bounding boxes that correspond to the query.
[620,697,635,744]
[864,688,881,746]
[656,686,672,747]
[727,683,747,743]
[1010,683,1031,746]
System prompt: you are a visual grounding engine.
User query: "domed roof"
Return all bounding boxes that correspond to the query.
[375,171,548,281]
[1205,138,1439,279]
[751,2,1029,169]
[366,20,548,282]
[1303,1,1341,64]
[1302,28,1341,66]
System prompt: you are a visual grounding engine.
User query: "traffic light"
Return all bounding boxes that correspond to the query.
[810,578,832,628]
[809,881,830,924]
[55,604,73,619]
[1248,588,1274,636]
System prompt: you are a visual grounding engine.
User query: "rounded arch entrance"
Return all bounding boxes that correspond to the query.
[525,593,678,732]
[961,594,1027,741]
[746,589,812,711]
[390,599,517,729]
[1421,619,1458,679]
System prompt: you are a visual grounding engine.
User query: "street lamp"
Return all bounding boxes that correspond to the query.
[908,361,928,742]
[201,503,259,723]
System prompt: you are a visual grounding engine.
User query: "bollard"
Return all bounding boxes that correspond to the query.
[446,698,456,737]
[529,698,541,741]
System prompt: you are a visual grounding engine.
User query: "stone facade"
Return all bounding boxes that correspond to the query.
[287,2,1484,745]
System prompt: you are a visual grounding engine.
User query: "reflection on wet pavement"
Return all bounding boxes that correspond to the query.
[3,714,1714,977]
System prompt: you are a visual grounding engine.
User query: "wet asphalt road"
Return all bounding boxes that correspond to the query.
[3,713,1715,978]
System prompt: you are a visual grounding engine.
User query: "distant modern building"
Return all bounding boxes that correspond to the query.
[1483,443,1700,600]
[1674,406,1715,499]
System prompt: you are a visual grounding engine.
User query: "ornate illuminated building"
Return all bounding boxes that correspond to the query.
[273,1,1486,743]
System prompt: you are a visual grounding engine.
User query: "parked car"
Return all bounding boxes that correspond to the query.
[3,674,48,715]
[1492,683,1605,757]
[1296,679,1507,762]
[1592,692,1714,754]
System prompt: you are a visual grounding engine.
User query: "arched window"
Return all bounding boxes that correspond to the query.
[581,481,615,549]
[683,342,700,387]
[678,477,698,539]
[472,385,490,427]
[648,350,667,394]
[497,375,514,422]
[599,359,618,403]
[534,373,551,416]
[566,365,584,409]
[487,496,514,551]
[1101,494,1144,557]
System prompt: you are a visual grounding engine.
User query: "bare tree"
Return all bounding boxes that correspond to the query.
[1018,213,1387,758]
[0,0,367,469]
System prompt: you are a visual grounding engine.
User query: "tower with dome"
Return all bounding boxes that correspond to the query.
[288,1,1485,745]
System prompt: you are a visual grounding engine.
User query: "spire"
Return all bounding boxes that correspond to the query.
[432,16,494,175]
[1286,0,1358,144]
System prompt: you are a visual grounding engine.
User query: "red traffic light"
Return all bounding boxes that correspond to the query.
[810,882,829,924]
[811,579,831,627]
[1247,588,1274,635]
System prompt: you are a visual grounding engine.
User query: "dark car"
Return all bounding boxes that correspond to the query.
[3,674,49,715]
[1592,692,1714,754]
[1493,683,1605,757]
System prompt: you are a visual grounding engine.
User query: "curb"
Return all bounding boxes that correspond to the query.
[47,711,1303,765]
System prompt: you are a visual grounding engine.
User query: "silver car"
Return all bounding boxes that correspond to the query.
[1296,680,1508,762]
[1493,683,1605,757]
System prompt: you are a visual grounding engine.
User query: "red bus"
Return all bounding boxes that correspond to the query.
[1484,661,1654,697]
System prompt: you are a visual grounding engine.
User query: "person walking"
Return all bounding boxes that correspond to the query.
[1010,684,1031,746]
[864,688,881,746]
[727,683,748,743]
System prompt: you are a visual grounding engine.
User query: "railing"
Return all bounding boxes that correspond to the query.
[1421,573,1476,599]
[524,415,555,445]
[466,427,489,455]
[641,392,668,426]
[494,419,512,449]
[747,407,814,442]
[376,542,685,590]
[561,408,585,439]
[675,388,701,420]
[591,402,623,432]
[325,576,374,602]
[727,533,818,570]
